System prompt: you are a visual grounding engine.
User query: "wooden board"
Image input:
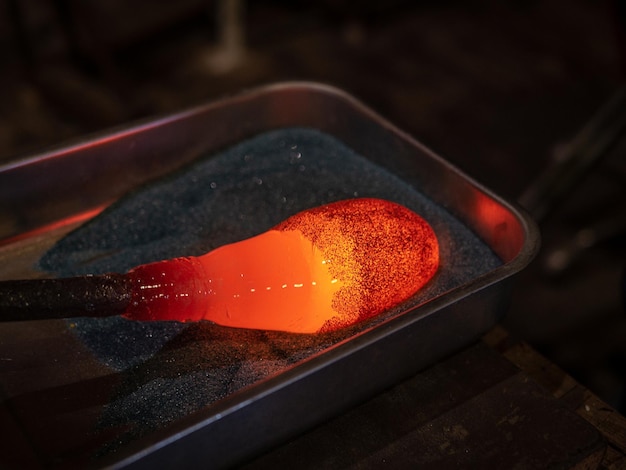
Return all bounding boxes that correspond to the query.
[242,334,622,469]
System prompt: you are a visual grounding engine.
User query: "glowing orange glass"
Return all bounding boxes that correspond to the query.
[123,198,439,333]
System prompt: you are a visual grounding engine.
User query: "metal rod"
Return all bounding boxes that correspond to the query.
[519,86,626,223]
[0,273,132,321]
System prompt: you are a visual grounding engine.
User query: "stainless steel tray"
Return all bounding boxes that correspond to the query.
[0,82,539,469]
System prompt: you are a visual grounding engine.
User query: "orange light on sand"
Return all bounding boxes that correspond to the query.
[123,198,439,333]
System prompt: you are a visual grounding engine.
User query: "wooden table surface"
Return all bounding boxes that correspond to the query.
[243,326,626,469]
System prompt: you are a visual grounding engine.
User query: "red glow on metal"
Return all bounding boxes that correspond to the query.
[0,206,107,247]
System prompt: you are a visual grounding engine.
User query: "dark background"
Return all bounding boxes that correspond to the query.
[0,0,624,410]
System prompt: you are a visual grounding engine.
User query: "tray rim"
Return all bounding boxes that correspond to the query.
[0,80,540,263]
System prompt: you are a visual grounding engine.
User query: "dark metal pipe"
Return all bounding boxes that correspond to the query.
[0,273,132,321]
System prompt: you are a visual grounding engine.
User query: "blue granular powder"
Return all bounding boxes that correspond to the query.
[39,127,501,448]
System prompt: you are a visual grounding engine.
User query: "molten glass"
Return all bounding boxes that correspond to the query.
[123,198,439,333]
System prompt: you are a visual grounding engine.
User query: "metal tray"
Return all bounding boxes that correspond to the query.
[0,82,539,469]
